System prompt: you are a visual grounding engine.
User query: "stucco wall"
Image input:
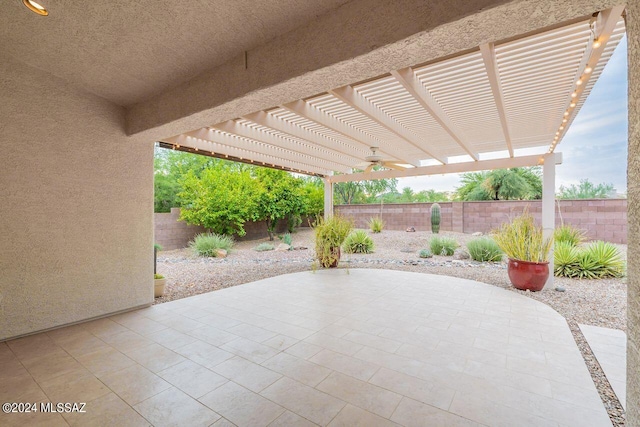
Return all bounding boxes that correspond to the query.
[0,58,154,340]
[626,1,639,422]
[335,199,627,243]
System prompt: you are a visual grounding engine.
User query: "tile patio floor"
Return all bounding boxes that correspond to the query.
[0,269,612,426]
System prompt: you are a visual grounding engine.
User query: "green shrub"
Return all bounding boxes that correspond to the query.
[554,224,586,246]
[314,215,353,267]
[154,243,163,251]
[343,230,374,254]
[282,233,293,246]
[418,249,432,258]
[254,243,274,252]
[554,240,625,279]
[493,210,552,263]
[368,217,385,233]
[429,236,458,256]
[467,237,503,262]
[189,232,234,257]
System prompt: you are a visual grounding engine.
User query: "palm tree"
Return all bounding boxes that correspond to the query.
[455,167,542,201]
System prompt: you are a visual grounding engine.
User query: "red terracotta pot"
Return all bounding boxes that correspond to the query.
[507,259,549,292]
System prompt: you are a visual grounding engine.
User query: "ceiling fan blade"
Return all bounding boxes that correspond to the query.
[353,162,371,169]
[364,164,375,173]
[382,162,407,171]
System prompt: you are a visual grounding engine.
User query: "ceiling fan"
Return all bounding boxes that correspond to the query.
[355,147,407,173]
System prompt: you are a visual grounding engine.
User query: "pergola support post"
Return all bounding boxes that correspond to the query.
[542,153,556,289]
[324,175,334,219]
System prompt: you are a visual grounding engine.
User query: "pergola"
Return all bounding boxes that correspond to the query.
[159,7,626,285]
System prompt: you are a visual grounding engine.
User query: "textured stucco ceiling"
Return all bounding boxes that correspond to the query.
[0,0,350,106]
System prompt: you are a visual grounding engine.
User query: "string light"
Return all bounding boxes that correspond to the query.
[576,79,583,86]
[585,65,593,73]
[570,102,576,108]
[593,38,601,48]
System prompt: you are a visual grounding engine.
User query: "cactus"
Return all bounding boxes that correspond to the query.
[430,203,441,234]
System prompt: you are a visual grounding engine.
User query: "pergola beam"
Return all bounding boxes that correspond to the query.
[165,132,330,176]
[480,42,515,157]
[330,85,447,164]
[281,99,421,167]
[240,111,364,167]
[213,119,354,172]
[328,152,562,183]
[391,68,479,161]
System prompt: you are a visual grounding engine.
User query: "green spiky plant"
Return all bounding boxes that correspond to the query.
[430,203,441,234]
[493,210,552,263]
[467,237,503,262]
[343,230,374,254]
[429,236,458,256]
[368,217,385,233]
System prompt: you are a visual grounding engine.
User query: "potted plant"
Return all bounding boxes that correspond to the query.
[493,210,552,291]
[154,274,166,298]
[154,244,165,297]
[313,215,353,268]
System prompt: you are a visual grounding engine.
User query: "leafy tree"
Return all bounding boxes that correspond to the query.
[178,165,260,236]
[253,169,306,240]
[334,171,398,205]
[154,174,181,212]
[455,167,542,201]
[301,177,324,217]
[413,189,450,202]
[558,179,616,199]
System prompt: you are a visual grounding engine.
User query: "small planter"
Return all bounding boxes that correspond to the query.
[154,278,166,298]
[327,247,341,268]
[507,259,549,292]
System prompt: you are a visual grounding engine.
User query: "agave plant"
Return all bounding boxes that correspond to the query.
[493,210,552,263]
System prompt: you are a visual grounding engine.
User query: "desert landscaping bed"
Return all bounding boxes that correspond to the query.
[157,228,627,425]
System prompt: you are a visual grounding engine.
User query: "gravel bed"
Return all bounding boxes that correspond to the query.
[157,228,627,425]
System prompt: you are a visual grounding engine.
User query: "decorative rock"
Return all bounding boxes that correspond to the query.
[406,226,416,232]
[275,243,291,251]
[472,232,483,236]
[555,286,566,292]
[453,249,470,260]
[215,249,228,258]
[400,247,416,253]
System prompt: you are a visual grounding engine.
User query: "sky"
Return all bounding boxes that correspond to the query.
[398,36,628,195]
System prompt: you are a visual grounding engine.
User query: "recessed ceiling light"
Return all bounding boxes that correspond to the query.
[23,0,48,16]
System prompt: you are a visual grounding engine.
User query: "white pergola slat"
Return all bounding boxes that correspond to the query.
[161,9,625,180]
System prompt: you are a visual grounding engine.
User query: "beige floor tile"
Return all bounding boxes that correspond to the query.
[158,360,228,399]
[6,333,62,360]
[310,349,380,382]
[0,357,27,381]
[187,326,240,347]
[38,369,111,404]
[123,343,186,373]
[327,404,399,427]
[120,317,169,336]
[262,352,331,387]
[448,392,556,427]
[174,341,234,369]
[100,364,171,405]
[285,341,323,359]
[57,333,112,359]
[318,325,352,338]
[134,387,220,426]
[343,330,402,353]
[199,381,284,427]
[146,328,198,350]
[212,356,281,392]
[262,335,299,351]
[212,417,238,426]
[82,317,130,339]
[0,404,69,427]
[63,392,150,427]
[77,348,137,378]
[369,368,455,411]
[390,397,482,427]
[268,410,317,427]
[261,377,345,426]
[304,333,363,356]
[157,315,206,334]
[0,373,47,402]
[198,313,243,330]
[221,337,280,364]
[100,330,155,353]
[227,323,278,343]
[23,352,88,383]
[317,371,401,418]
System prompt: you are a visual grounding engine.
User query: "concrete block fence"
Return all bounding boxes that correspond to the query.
[335,199,627,244]
[155,199,627,249]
